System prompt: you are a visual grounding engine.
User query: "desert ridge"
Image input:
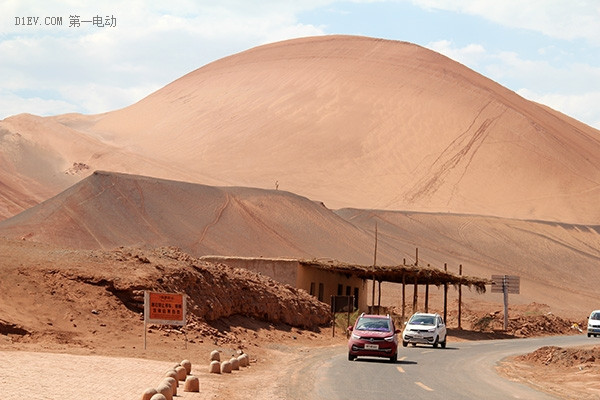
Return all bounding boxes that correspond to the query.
[1,170,599,318]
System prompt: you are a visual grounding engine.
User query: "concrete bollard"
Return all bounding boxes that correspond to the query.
[229,357,240,370]
[175,365,187,381]
[184,375,200,392]
[141,387,157,400]
[164,369,178,381]
[237,353,249,367]
[221,360,232,374]
[210,350,220,362]
[209,360,221,374]
[150,394,167,400]
[181,359,192,375]
[162,377,177,396]
[156,382,173,400]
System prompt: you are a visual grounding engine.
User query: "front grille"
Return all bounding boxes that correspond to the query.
[357,336,386,342]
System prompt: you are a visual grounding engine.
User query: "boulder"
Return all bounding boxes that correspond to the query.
[210,350,220,362]
[229,357,240,370]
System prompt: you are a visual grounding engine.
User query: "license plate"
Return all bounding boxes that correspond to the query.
[364,343,379,350]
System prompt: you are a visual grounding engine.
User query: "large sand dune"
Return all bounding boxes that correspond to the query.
[1,35,599,223]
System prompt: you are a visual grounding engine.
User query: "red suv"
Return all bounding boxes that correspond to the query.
[347,313,400,362]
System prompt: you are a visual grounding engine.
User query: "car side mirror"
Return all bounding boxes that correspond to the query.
[348,326,353,331]
[404,321,408,325]
[395,329,401,334]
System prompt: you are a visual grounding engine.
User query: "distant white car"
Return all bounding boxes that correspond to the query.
[402,312,447,348]
[587,310,600,337]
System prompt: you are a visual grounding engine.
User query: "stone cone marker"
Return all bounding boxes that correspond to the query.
[141,387,157,400]
[181,359,192,374]
[209,360,221,374]
[184,375,200,392]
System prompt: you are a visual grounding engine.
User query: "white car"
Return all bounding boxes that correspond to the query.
[402,312,447,348]
[587,310,600,337]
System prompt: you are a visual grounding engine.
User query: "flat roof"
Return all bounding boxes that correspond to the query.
[201,255,489,292]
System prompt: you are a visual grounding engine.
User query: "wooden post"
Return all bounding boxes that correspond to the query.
[413,276,418,313]
[371,222,377,313]
[377,280,382,313]
[402,273,406,322]
[458,264,463,330]
[443,263,448,324]
[425,283,429,313]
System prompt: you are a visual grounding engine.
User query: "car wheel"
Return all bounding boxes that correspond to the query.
[588,333,592,338]
[402,341,408,347]
[433,336,439,348]
[348,353,356,361]
[411,343,417,347]
[440,338,447,349]
[390,353,397,363]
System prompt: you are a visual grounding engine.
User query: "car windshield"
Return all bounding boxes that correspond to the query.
[356,317,391,332]
[592,312,600,320]
[409,315,435,326]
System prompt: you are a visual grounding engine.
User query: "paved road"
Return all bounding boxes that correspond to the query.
[282,335,593,399]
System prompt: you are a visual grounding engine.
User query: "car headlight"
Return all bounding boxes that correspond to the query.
[351,333,360,340]
[427,328,436,333]
[384,335,395,342]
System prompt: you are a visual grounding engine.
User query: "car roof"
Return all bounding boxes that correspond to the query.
[359,314,391,319]
[411,312,439,317]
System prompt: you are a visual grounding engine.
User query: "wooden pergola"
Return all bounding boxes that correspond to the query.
[300,258,490,327]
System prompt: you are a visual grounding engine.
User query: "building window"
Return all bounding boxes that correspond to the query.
[310,282,315,296]
[337,284,343,295]
[353,287,359,310]
[318,283,324,302]
[346,286,351,296]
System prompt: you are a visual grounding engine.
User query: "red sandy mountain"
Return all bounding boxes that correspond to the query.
[1,35,599,224]
[1,170,599,317]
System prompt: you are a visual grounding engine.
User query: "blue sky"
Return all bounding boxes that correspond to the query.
[1,0,599,129]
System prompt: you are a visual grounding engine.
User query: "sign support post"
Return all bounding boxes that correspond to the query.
[491,275,520,331]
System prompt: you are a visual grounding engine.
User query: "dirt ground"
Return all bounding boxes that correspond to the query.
[0,238,597,399]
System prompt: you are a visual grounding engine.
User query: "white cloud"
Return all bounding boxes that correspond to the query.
[427,40,486,68]
[0,1,328,119]
[424,40,600,130]
[410,0,600,44]
[518,88,600,130]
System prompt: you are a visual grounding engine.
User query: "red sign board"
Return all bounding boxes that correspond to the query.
[144,291,186,325]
